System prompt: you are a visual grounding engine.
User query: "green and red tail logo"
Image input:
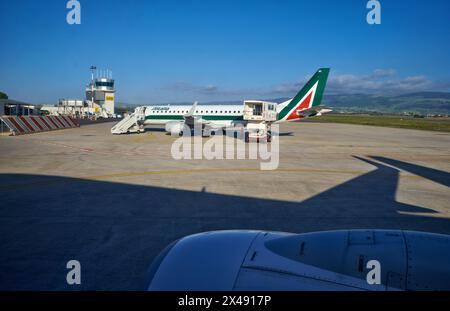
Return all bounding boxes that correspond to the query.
[277,68,330,121]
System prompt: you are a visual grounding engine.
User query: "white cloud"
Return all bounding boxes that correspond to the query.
[164,82,219,94]
[371,68,397,78]
[271,69,447,96]
[161,69,450,101]
[326,73,435,94]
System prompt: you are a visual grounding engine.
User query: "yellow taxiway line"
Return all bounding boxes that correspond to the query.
[0,165,425,191]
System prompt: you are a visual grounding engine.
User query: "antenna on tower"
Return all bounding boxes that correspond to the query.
[90,66,97,83]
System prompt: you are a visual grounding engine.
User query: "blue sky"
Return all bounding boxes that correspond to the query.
[0,0,449,104]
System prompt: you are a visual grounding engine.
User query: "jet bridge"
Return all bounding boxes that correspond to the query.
[243,100,277,122]
[111,107,146,134]
[242,101,277,143]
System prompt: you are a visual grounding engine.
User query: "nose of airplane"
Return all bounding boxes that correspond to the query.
[146,230,260,291]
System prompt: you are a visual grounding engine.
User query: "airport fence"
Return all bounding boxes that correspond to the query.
[0,115,80,136]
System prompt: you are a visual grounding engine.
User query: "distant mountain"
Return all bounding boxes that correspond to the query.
[215,92,450,115]
[395,92,450,99]
[121,92,450,115]
[321,92,450,115]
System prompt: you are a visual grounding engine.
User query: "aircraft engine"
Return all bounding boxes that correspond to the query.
[165,121,186,136]
[146,230,450,291]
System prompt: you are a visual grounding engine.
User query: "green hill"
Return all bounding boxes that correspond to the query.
[116,92,450,116]
[322,92,450,115]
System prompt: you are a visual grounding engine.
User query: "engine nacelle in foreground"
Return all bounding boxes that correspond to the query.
[165,121,186,136]
[147,230,450,291]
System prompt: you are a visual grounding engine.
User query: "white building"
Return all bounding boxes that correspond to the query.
[85,66,116,116]
[40,67,116,118]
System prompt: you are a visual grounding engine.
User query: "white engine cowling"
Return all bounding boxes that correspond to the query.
[165,121,185,136]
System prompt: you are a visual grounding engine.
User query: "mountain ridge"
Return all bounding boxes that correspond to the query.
[118,92,450,115]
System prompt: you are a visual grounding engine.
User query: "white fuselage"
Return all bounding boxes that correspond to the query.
[142,104,247,128]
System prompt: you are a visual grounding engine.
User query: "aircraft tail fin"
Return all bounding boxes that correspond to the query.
[277,68,330,121]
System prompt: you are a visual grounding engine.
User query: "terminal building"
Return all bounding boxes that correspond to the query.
[0,99,38,116]
[40,99,86,118]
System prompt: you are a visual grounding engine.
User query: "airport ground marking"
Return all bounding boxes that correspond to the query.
[0,167,428,191]
[0,168,365,191]
[85,167,367,181]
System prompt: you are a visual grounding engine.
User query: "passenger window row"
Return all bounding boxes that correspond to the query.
[153,110,240,114]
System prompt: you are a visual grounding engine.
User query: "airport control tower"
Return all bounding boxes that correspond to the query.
[85,66,115,116]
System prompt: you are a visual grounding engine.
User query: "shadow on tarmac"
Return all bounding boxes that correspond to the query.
[0,156,449,290]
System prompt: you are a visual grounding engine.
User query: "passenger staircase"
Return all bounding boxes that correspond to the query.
[111,107,146,134]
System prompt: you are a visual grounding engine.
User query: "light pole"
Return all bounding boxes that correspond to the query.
[90,66,96,120]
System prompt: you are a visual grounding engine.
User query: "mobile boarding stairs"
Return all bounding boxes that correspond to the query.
[111,107,146,134]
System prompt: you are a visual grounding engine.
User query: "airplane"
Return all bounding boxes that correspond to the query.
[146,229,450,291]
[111,68,331,141]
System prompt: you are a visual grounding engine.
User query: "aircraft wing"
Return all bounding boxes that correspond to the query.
[296,105,332,118]
[183,101,211,126]
[182,101,228,135]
